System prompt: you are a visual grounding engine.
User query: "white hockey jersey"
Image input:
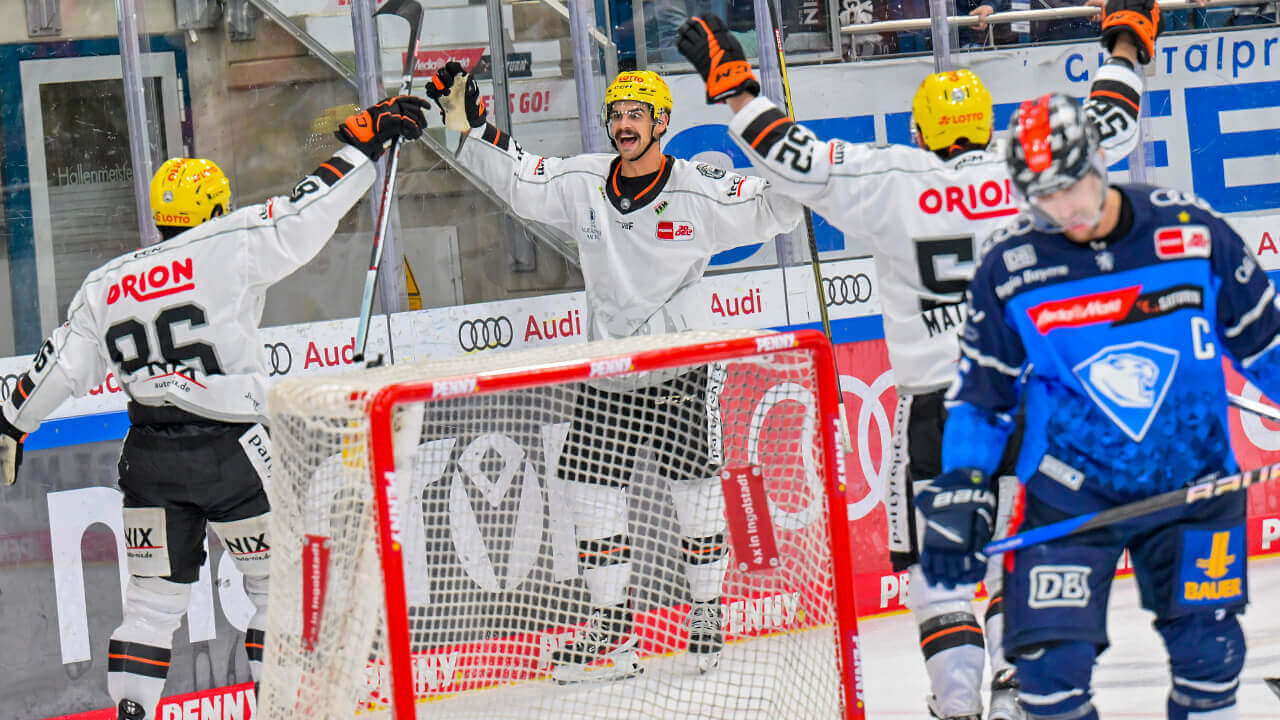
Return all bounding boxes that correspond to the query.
[2,145,375,431]
[458,124,803,340]
[727,61,1143,394]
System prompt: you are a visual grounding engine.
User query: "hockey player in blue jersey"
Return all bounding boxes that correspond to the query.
[917,91,1280,720]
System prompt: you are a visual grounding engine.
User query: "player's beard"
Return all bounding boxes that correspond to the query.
[1032,172,1107,242]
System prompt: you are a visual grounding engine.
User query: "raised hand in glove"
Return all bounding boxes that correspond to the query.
[1101,0,1162,65]
[676,14,761,104]
[914,468,995,589]
[0,412,26,486]
[335,95,430,160]
[425,61,488,132]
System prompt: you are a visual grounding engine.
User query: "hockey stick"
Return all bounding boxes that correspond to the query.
[353,0,424,367]
[1228,391,1280,423]
[761,0,853,453]
[983,461,1280,556]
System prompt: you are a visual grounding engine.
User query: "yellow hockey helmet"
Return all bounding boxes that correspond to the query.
[910,69,993,151]
[150,157,232,230]
[600,70,674,126]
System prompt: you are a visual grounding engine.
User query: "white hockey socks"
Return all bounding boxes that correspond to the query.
[210,513,271,682]
[668,475,728,603]
[569,480,631,607]
[108,576,191,719]
[908,564,985,718]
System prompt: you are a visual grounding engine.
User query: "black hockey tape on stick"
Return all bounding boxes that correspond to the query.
[354,0,425,367]
[1265,677,1280,701]
[762,0,852,453]
[985,461,1280,556]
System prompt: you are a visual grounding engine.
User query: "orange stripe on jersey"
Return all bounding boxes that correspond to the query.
[319,162,345,180]
[751,117,789,150]
[1090,89,1140,114]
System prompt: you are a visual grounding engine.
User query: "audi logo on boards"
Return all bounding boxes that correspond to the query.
[0,374,18,402]
[458,317,514,352]
[264,343,293,376]
[823,273,872,306]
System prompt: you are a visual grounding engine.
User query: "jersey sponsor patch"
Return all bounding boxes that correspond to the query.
[123,506,171,576]
[1027,285,1141,334]
[1002,244,1037,273]
[695,162,726,179]
[1112,284,1204,325]
[657,220,695,241]
[917,180,1018,221]
[1072,341,1179,442]
[238,424,272,486]
[106,258,196,305]
[1178,527,1245,607]
[1028,564,1092,609]
[1154,225,1211,260]
[210,513,271,573]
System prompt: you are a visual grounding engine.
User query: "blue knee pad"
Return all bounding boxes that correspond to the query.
[1015,640,1099,720]
[1159,610,1244,719]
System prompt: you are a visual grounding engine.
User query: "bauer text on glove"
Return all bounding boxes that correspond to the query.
[914,468,995,589]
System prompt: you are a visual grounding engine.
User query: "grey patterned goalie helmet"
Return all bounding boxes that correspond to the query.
[1005,93,1104,199]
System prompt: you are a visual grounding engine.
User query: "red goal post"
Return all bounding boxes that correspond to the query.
[260,328,865,719]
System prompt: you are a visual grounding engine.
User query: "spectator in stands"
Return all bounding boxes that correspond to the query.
[885,0,1005,53]
[651,0,757,62]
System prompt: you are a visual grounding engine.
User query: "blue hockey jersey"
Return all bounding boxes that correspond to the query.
[943,184,1280,513]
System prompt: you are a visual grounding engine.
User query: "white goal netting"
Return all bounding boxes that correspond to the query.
[259,329,862,719]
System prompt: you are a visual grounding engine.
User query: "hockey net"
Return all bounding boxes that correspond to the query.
[259,329,863,719]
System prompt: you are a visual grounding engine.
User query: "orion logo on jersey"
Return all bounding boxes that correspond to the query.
[1072,342,1180,442]
[918,179,1018,221]
[106,258,195,305]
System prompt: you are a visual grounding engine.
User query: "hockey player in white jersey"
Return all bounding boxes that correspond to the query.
[0,95,428,719]
[425,65,802,682]
[678,3,1156,717]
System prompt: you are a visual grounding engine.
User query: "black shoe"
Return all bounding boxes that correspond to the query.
[118,699,147,720]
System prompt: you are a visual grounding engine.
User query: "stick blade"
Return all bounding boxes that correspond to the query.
[1266,677,1280,701]
[374,0,423,24]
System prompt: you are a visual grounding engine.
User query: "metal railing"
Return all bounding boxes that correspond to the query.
[842,0,1272,35]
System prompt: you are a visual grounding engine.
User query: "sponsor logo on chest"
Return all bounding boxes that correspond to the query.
[657,220,695,241]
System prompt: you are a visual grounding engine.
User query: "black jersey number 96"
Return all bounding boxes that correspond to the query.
[105,302,223,376]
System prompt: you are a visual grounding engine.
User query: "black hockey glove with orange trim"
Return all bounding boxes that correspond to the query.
[425,61,488,131]
[335,95,429,160]
[1101,0,1162,65]
[676,14,760,104]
